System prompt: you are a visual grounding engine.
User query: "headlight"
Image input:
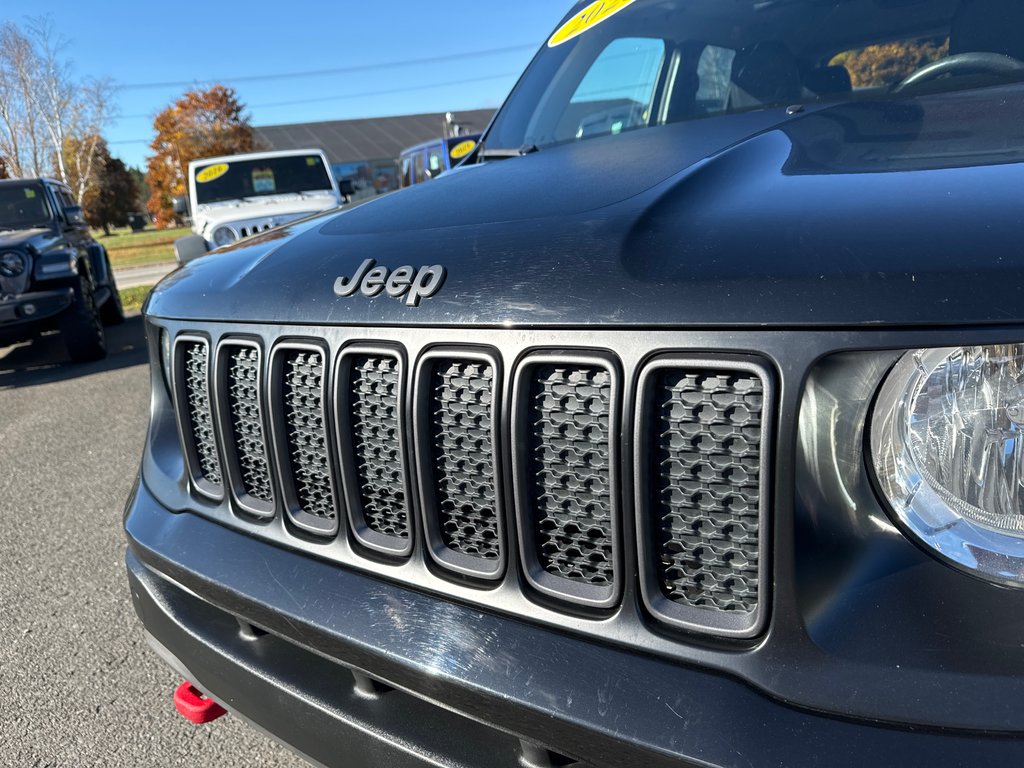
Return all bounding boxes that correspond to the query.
[160,328,173,396]
[0,251,26,277]
[212,226,238,247]
[872,345,1024,586]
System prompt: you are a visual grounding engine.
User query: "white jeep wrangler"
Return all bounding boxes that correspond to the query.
[173,148,343,263]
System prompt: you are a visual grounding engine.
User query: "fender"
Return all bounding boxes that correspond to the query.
[87,243,111,288]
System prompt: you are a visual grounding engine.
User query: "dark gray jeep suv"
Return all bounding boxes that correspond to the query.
[0,178,123,362]
[125,0,1024,765]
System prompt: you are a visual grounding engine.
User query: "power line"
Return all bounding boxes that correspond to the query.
[108,71,516,145]
[118,70,519,120]
[120,43,537,90]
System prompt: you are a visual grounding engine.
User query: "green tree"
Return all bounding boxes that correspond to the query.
[145,85,257,228]
[82,142,139,235]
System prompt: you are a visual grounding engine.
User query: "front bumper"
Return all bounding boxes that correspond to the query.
[125,480,1024,768]
[0,287,72,329]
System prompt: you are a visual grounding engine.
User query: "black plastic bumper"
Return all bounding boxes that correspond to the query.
[0,288,72,325]
[124,480,1024,767]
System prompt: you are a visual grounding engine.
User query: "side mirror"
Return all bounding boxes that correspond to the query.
[172,195,190,215]
[173,234,209,265]
[338,179,354,203]
[64,205,85,227]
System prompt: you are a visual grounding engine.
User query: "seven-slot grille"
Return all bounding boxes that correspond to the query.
[416,352,503,578]
[173,339,770,635]
[637,358,770,638]
[516,358,618,608]
[277,347,337,534]
[219,343,274,514]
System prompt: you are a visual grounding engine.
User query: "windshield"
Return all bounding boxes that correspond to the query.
[485,0,1023,151]
[0,182,52,230]
[193,154,334,205]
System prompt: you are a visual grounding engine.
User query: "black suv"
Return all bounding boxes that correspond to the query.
[125,0,1024,765]
[0,178,123,362]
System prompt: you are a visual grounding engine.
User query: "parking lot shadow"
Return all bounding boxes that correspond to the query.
[0,313,149,389]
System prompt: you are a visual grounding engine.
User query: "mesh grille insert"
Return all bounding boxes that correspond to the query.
[649,368,764,615]
[428,358,499,560]
[524,364,614,587]
[224,345,273,505]
[181,340,221,486]
[346,354,408,539]
[281,349,335,521]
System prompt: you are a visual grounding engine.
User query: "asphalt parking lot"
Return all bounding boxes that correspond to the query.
[0,315,305,767]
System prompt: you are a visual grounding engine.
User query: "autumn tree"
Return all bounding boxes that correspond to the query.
[831,38,949,88]
[145,85,257,227]
[77,139,138,235]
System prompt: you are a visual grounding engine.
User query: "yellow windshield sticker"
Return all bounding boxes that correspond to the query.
[548,0,639,47]
[306,157,317,166]
[196,163,229,183]
[24,189,35,198]
[450,140,477,160]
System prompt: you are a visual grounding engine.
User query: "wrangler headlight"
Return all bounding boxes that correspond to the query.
[872,345,1024,586]
[212,226,238,247]
[0,251,26,277]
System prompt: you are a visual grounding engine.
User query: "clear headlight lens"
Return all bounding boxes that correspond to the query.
[212,226,238,247]
[160,328,173,396]
[872,345,1024,586]
[0,251,26,277]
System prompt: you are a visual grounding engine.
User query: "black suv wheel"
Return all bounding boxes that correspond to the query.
[60,271,107,362]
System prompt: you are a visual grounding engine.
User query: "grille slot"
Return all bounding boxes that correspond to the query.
[638,358,770,637]
[515,355,619,608]
[176,338,222,498]
[337,347,411,556]
[277,347,337,534]
[416,351,503,578]
[217,342,274,516]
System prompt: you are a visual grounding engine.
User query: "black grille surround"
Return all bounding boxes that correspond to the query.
[512,352,621,609]
[636,356,772,638]
[214,339,275,518]
[165,325,774,645]
[173,336,222,501]
[414,347,504,580]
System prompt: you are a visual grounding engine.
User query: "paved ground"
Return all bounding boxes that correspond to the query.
[0,316,305,767]
[113,262,177,290]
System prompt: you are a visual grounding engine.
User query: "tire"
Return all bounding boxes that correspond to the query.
[60,271,107,363]
[100,258,125,326]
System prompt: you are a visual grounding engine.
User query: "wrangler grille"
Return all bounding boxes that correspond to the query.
[172,333,771,637]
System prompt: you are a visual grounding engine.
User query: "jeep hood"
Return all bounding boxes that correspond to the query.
[0,227,52,251]
[195,195,339,231]
[148,86,1024,328]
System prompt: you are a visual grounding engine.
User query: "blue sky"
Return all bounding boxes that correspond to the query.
[2,1,574,168]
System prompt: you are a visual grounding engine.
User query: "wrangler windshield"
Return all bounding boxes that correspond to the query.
[485,0,1023,152]
[0,182,51,229]
[193,154,333,205]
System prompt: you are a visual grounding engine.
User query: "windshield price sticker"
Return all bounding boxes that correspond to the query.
[450,140,477,160]
[196,163,229,183]
[548,0,639,47]
[252,168,276,193]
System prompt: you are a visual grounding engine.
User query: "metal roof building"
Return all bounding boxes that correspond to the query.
[254,108,494,166]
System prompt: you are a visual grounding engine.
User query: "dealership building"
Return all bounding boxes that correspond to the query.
[254,109,494,199]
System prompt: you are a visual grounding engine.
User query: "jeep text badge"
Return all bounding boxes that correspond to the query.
[334,258,447,307]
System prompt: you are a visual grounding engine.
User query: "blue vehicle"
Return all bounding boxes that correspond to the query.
[398,134,480,187]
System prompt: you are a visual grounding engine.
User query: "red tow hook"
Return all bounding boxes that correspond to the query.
[173,681,227,724]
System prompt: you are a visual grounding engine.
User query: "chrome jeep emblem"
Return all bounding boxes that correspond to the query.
[334,258,447,307]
